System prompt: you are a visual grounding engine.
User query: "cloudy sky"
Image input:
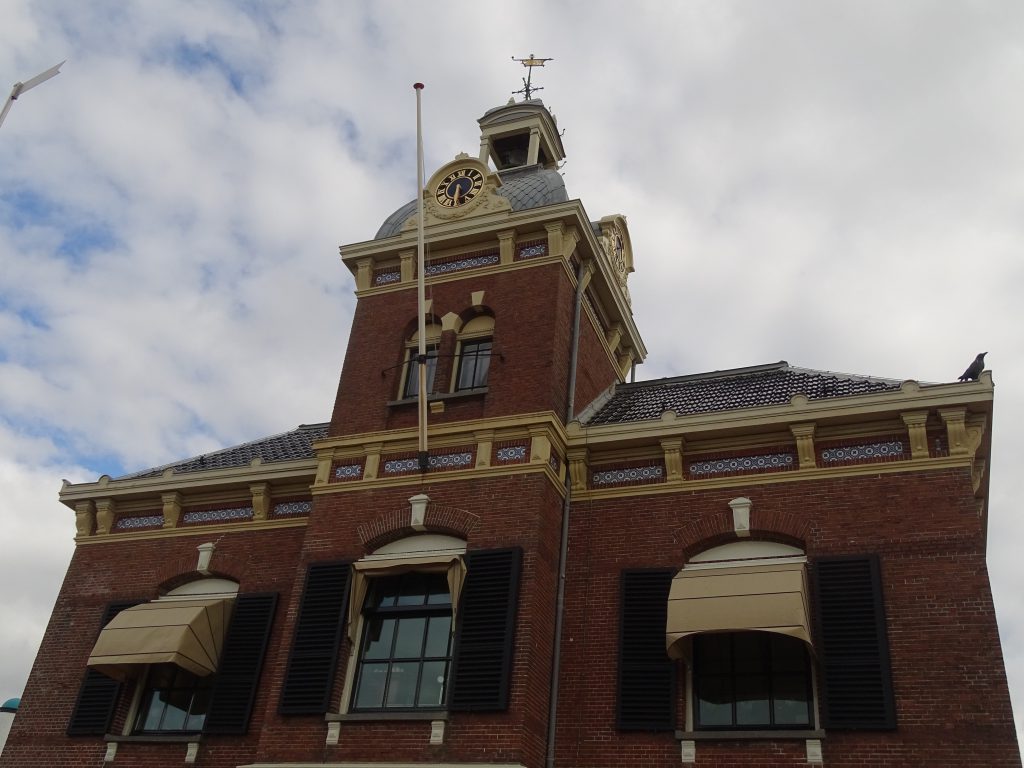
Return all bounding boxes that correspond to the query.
[1,0,1021,745]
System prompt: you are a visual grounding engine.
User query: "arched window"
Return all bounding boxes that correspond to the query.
[346,535,466,713]
[453,315,494,392]
[400,323,441,399]
[670,541,814,731]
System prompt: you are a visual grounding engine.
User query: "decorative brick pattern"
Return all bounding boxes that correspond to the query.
[383,450,473,475]
[357,503,480,549]
[689,452,795,477]
[114,514,163,531]
[591,465,664,487]
[182,506,254,524]
[819,439,906,464]
[273,500,312,517]
[495,443,528,463]
[424,251,499,277]
[516,240,548,260]
[333,463,363,481]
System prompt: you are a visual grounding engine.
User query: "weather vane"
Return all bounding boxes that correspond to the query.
[511,54,552,101]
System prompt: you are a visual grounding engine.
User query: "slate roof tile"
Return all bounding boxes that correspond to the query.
[117,422,328,480]
[585,362,904,426]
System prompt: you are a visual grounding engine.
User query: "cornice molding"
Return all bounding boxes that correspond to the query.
[74,517,308,546]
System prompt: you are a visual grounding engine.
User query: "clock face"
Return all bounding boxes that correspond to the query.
[434,168,484,208]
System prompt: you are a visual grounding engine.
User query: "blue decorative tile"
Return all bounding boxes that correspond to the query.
[592,465,664,485]
[821,441,904,463]
[549,454,561,473]
[115,515,163,530]
[384,452,474,474]
[689,453,794,477]
[274,501,313,516]
[425,254,499,276]
[517,243,547,258]
[496,445,527,462]
[374,271,401,285]
[183,506,254,524]
[334,464,363,480]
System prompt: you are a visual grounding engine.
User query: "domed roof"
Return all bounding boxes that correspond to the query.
[1,697,19,712]
[374,164,568,239]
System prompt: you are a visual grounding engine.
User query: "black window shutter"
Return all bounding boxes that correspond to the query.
[279,561,351,714]
[67,601,140,736]
[203,592,278,734]
[617,569,675,731]
[449,547,522,712]
[813,555,896,730]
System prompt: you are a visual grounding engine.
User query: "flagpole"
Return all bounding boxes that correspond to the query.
[414,83,429,473]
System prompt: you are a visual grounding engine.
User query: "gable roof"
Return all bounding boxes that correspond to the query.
[583,362,905,426]
[117,422,328,480]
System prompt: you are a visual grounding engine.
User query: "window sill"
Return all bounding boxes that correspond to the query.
[327,711,448,723]
[675,729,825,741]
[387,388,488,407]
[105,733,201,743]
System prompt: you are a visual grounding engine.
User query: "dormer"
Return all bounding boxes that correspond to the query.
[478,99,566,172]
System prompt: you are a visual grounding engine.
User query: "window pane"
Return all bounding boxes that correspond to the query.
[393,617,427,657]
[385,662,419,708]
[734,675,771,726]
[371,576,400,608]
[426,575,451,605]
[773,674,811,726]
[184,686,210,732]
[396,572,428,606]
[457,340,491,390]
[138,691,164,731]
[417,660,448,707]
[354,663,388,709]
[363,617,396,659]
[404,350,438,397]
[697,676,733,726]
[159,688,190,731]
[424,615,452,657]
[733,633,769,674]
[472,348,491,386]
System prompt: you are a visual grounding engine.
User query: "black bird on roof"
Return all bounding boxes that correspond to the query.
[958,352,987,382]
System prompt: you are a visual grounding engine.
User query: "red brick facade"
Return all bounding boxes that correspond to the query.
[3,99,1019,768]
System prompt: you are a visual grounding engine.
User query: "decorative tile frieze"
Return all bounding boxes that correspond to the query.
[592,465,664,486]
[334,464,364,481]
[182,506,254,524]
[373,270,401,286]
[517,242,547,259]
[273,500,312,516]
[424,253,499,277]
[549,454,561,473]
[383,451,474,474]
[689,453,795,477]
[496,445,528,463]
[820,441,905,463]
[114,515,164,531]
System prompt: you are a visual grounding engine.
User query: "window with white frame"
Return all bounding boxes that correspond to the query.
[453,315,493,392]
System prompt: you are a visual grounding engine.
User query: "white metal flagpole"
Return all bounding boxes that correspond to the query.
[414,82,429,472]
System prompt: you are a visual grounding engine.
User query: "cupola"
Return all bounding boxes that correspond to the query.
[477,99,566,171]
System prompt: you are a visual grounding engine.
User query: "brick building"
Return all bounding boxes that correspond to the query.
[2,96,1019,767]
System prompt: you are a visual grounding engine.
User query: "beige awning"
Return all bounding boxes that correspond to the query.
[87,598,234,681]
[666,561,811,659]
[347,554,466,642]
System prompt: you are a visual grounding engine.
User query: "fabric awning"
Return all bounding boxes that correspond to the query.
[347,553,466,642]
[666,561,811,659]
[87,598,234,681]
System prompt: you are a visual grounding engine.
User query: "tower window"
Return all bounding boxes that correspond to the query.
[403,349,438,398]
[135,664,213,734]
[455,339,492,391]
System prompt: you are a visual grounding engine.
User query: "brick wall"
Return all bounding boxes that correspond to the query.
[555,466,1021,767]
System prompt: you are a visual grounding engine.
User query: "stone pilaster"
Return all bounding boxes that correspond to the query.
[162,491,183,529]
[901,411,930,459]
[790,423,817,469]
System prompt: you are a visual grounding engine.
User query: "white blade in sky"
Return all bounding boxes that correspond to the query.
[0,60,65,129]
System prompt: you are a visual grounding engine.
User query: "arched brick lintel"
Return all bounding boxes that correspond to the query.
[358,504,480,551]
[672,508,809,562]
[155,551,249,593]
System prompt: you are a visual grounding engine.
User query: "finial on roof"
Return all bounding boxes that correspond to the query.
[511,53,553,101]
